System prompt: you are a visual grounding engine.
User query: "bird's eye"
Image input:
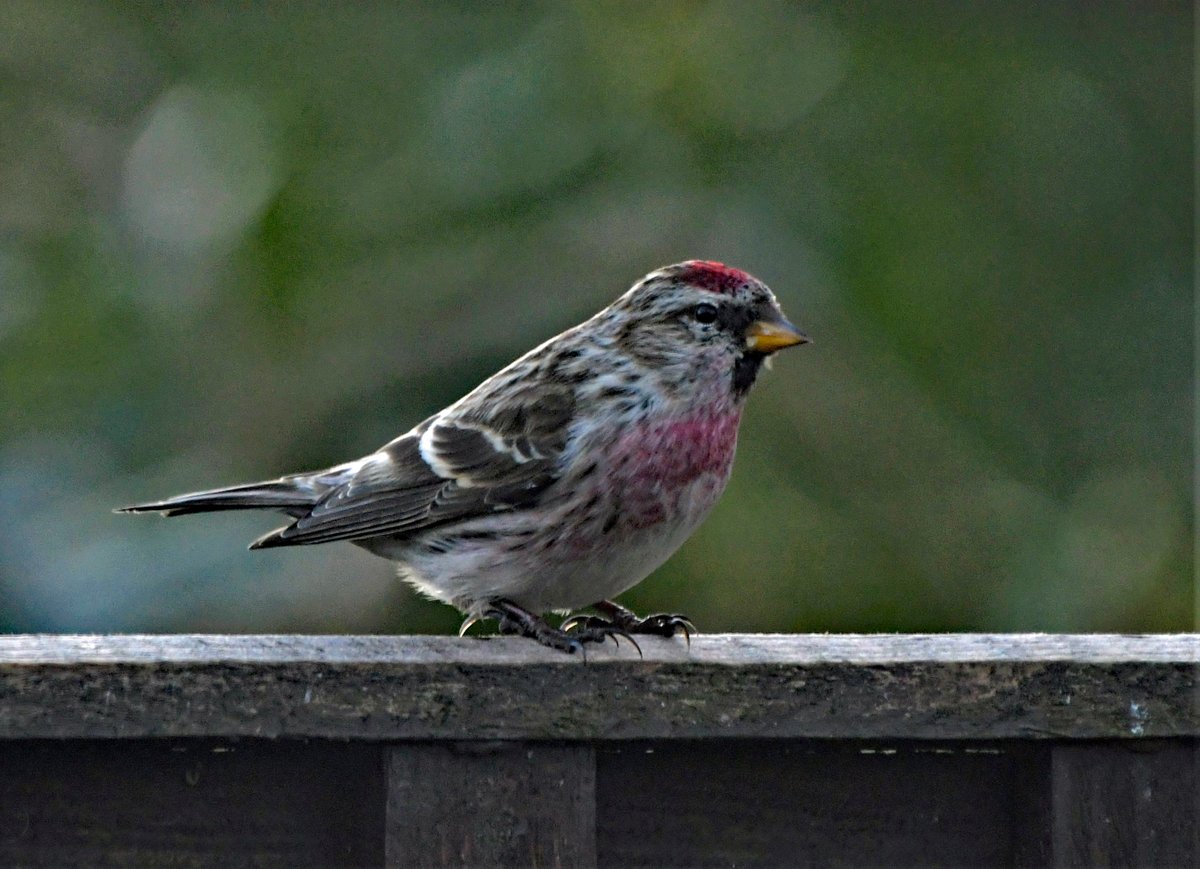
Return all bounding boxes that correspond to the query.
[692,303,718,324]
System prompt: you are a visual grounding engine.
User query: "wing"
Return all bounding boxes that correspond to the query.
[251,385,574,548]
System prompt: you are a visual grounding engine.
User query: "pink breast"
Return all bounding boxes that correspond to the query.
[608,409,742,529]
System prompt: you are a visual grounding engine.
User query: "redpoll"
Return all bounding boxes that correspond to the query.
[120,261,809,652]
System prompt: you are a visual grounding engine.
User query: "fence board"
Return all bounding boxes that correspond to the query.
[386,742,595,868]
[0,634,1195,741]
[0,634,1195,866]
[0,740,384,867]
[1051,740,1198,867]
[596,740,1019,867]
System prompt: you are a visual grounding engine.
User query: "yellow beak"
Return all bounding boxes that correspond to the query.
[745,318,810,353]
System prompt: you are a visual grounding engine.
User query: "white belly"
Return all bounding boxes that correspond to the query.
[368,470,728,615]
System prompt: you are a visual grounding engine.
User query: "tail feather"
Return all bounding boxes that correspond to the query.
[117,479,320,519]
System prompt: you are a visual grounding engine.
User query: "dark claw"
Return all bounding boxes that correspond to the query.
[477,599,652,658]
[562,614,643,659]
[610,629,642,658]
[639,614,695,647]
[474,599,690,657]
[590,601,696,648]
[559,613,586,633]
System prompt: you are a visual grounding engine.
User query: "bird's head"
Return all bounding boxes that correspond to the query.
[599,260,809,402]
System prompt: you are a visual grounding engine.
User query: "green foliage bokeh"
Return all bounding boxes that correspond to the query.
[0,2,1192,635]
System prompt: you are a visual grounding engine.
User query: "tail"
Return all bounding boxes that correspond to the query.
[116,478,322,519]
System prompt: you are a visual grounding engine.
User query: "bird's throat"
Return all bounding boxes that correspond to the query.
[732,352,766,397]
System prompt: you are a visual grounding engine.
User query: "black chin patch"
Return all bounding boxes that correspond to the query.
[732,352,765,396]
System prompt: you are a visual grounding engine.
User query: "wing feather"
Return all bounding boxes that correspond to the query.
[255,385,573,547]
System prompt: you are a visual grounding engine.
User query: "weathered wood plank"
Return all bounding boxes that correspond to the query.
[596,740,1020,867]
[1010,743,1055,865]
[1050,740,1198,867]
[3,632,1195,665]
[0,634,1195,740]
[594,739,1199,867]
[0,740,384,867]
[385,742,595,869]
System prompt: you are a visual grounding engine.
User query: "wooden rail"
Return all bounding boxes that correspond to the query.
[0,633,1195,866]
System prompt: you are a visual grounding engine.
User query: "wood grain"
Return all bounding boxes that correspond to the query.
[1051,740,1198,867]
[386,742,595,868]
[596,740,1021,867]
[0,634,1194,741]
[0,740,384,867]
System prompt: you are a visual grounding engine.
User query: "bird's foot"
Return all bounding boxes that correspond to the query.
[564,600,695,647]
[559,614,642,658]
[481,599,628,656]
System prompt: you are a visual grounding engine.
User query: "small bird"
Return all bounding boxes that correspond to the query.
[120,261,808,652]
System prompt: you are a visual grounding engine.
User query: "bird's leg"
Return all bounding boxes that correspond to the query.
[564,599,695,646]
[484,599,629,655]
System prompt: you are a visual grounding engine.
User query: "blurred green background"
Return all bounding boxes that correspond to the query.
[0,2,1192,636]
